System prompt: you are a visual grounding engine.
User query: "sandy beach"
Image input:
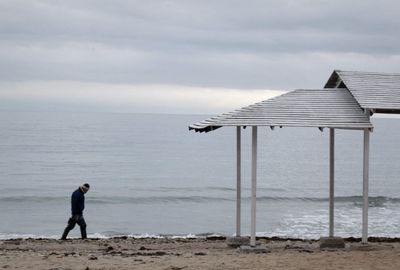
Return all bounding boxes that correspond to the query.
[1,237,400,270]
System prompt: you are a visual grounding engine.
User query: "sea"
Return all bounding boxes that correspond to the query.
[0,111,399,240]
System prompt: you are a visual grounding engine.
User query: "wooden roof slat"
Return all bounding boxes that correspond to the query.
[189,88,372,132]
[325,70,400,111]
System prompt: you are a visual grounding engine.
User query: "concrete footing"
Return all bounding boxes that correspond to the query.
[320,237,345,249]
[239,245,268,254]
[226,236,250,248]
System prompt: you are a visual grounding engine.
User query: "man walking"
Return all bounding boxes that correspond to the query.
[61,183,90,240]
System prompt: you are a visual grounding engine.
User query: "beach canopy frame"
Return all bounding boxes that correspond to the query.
[189,88,373,246]
[325,70,400,114]
[325,70,400,242]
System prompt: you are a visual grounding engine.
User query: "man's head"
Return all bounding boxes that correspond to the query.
[80,183,90,193]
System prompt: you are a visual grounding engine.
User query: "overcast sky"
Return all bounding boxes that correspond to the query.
[1,0,400,114]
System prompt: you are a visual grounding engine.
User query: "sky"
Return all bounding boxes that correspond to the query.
[0,0,400,114]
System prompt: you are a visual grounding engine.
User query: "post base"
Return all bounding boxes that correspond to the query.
[226,236,250,248]
[239,245,268,253]
[320,237,345,249]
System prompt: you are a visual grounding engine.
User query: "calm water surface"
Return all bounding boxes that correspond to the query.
[0,111,399,239]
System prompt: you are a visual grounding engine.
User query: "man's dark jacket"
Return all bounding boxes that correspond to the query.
[71,188,85,215]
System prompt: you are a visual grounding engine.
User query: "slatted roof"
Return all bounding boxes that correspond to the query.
[189,88,373,133]
[325,70,400,113]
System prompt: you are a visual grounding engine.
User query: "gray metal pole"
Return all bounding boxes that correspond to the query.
[236,126,241,237]
[362,128,370,243]
[329,128,335,238]
[250,126,257,247]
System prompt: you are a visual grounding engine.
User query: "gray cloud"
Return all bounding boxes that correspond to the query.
[0,81,284,114]
[0,0,400,112]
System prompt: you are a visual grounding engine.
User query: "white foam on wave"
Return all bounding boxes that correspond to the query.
[127,233,164,239]
[0,233,60,240]
[171,233,197,239]
[0,232,205,240]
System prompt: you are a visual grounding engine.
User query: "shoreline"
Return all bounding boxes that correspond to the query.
[3,234,400,242]
[2,237,400,269]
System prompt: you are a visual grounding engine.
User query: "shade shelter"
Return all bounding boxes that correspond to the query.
[325,70,400,114]
[324,70,400,242]
[189,87,373,247]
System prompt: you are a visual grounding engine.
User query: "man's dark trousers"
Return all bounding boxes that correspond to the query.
[61,214,87,239]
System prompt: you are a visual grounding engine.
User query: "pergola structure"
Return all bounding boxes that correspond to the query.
[189,70,400,247]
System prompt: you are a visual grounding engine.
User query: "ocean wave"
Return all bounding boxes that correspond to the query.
[0,195,399,206]
[0,195,232,204]
[0,232,218,240]
[2,232,400,241]
[0,196,68,203]
[257,195,400,204]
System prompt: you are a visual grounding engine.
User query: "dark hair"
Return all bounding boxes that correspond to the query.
[83,183,90,189]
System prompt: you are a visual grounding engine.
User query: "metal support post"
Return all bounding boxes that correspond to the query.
[250,126,257,247]
[329,128,335,238]
[362,128,370,243]
[236,126,241,237]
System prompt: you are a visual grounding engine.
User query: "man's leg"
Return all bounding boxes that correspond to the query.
[61,217,77,240]
[77,216,87,239]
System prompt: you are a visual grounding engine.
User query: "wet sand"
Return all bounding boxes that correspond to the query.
[1,237,400,269]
